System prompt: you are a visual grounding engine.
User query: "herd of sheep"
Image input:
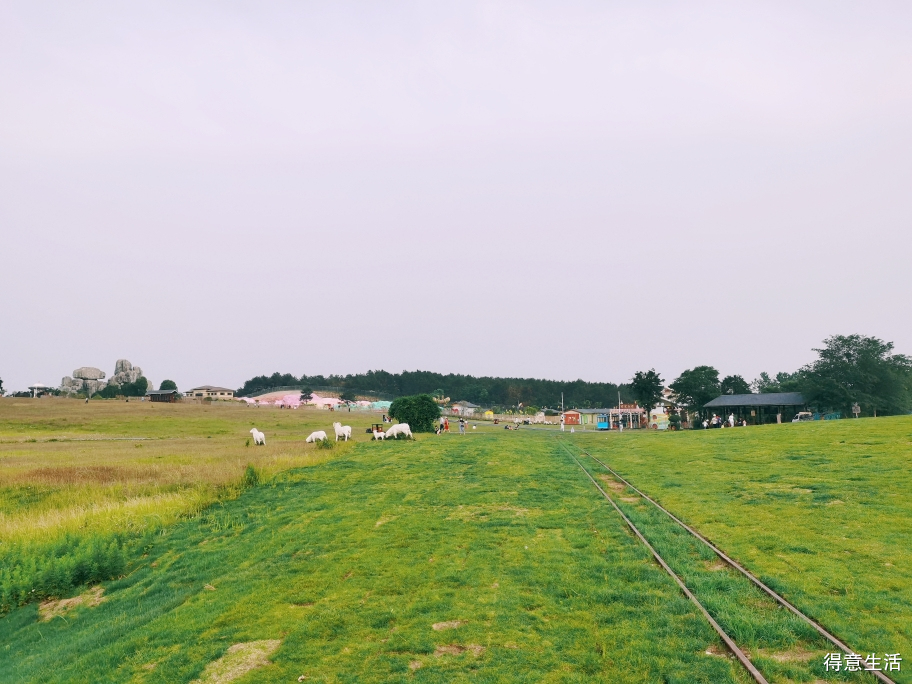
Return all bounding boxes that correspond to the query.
[248,421,411,446]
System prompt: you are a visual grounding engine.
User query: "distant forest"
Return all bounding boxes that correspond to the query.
[236,370,632,409]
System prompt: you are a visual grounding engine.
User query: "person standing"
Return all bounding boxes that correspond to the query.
[444,417,450,433]
[728,413,735,427]
[439,416,446,433]
[560,414,565,432]
[459,418,466,435]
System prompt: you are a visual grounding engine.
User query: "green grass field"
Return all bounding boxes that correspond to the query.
[0,399,908,682]
[569,419,912,679]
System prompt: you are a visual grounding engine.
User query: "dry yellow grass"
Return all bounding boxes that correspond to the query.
[189,640,282,684]
[0,397,379,545]
[38,586,106,622]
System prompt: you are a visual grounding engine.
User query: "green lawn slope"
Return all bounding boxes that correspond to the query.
[2,432,751,683]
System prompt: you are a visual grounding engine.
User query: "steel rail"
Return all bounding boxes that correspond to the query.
[577,445,893,684]
[558,442,770,684]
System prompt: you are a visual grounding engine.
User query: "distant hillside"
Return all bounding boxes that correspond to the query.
[236,370,631,409]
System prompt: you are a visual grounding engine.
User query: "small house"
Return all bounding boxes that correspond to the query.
[562,410,581,425]
[187,386,235,400]
[146,389,180,403]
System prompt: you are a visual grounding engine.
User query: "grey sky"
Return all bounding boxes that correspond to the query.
[2,1,911,393]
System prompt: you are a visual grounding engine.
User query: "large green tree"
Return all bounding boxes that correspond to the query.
[801,335,912,416]
[720,375,751,395]
[630,369,664,412]
[159,379,177,391]
[750,371,803,393]
[669,366,720,418]
[388,394,440,433]
[0,377,4,396]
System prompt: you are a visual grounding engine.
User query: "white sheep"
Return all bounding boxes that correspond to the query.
[386,423,412,439]
[372,430,385,440]
[249,428,266,445]
[333,422,352,442]
[305,430,328,443]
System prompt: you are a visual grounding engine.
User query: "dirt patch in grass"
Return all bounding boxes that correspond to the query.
[39,586,105,621]
[374,515,397,527]
[434,644,485,657]
[754,647,817,663]
[447,504,530,521]
[597,474,625,492]
[619,496,640,504]
[409,660,422,671]
[705,560,727,572]
[432,620,466,631]
[190,640,281,684]
[704,643,728,658]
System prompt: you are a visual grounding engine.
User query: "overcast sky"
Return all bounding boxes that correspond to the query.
[2,1,911,393]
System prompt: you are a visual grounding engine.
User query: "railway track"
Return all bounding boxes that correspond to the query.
[559,440,893,684]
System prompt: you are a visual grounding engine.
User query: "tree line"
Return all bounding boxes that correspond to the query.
[237,370,632,409]
[628,334,911,419]
[236,334,910,419]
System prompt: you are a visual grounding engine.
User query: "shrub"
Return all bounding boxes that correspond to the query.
[316,438,335,450]
[388,394,440,433]
[0,533,138,615]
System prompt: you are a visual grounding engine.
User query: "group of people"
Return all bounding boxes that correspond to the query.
[703,413,748,429]
[436,416,468,435]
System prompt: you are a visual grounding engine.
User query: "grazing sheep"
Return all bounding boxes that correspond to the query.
[372,430,385,440]
[249,428,266,445]
[305,430,328,443]
[333,422,352,442]
[386,423,412,439]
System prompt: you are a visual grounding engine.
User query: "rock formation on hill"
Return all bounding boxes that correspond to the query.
[110,360,145,387]
[59,360,150,395]
[60,367,107,395]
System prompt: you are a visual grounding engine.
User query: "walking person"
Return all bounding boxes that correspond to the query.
[444,417,450,433]
[459,418,466,435]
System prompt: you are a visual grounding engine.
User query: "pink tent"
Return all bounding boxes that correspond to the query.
[308,393,342,408]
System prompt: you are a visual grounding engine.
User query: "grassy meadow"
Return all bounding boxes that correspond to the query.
[0,398,373,614]
[0,398,381,543]
[569,417,912,680]
[0,398,908,682]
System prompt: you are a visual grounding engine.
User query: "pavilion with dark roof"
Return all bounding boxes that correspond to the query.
[703,392,807,425]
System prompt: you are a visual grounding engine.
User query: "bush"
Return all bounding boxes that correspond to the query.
[316,438,335,450]
[388,394,440,433]
[0,533,139,615]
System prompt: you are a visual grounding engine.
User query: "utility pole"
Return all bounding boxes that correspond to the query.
[561,392,564,412]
